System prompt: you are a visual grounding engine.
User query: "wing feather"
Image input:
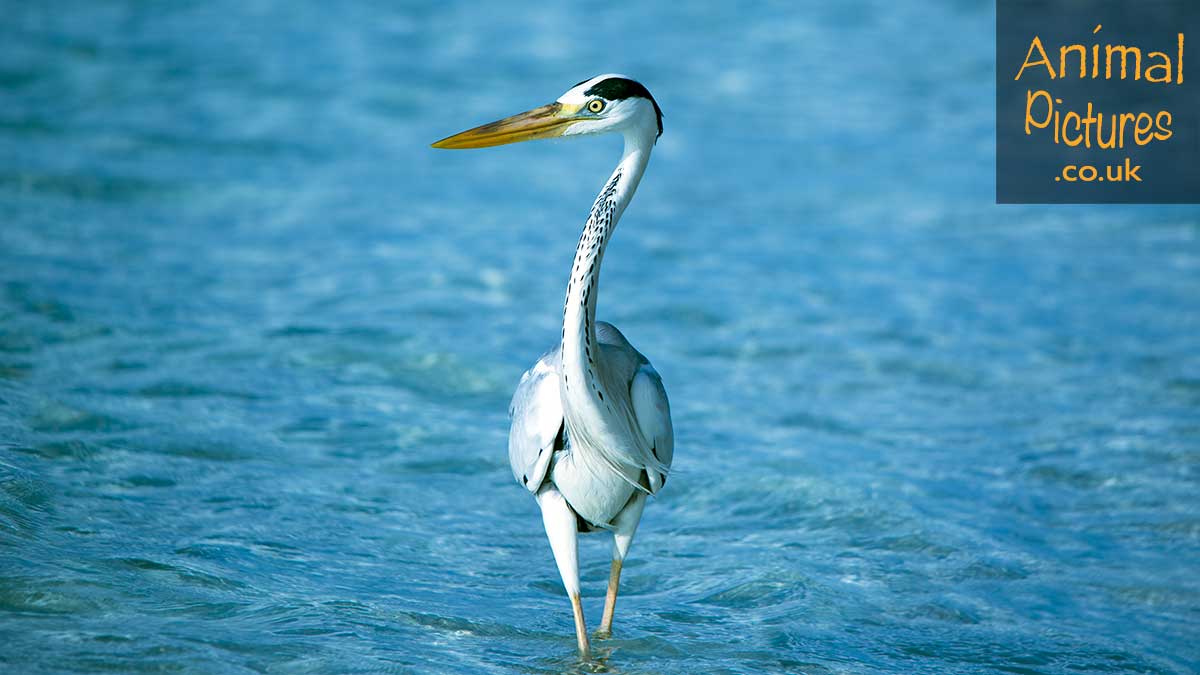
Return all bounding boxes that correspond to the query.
[630,363,673,494]
[508,349,563,492]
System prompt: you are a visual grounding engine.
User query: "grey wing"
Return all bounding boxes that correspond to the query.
[508,348,563,493]
[630,361,674,494]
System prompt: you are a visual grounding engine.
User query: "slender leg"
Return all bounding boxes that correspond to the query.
[596,558,623,638]
[536,486,590,658]
[570,593,588,656]
[597,492,646,638]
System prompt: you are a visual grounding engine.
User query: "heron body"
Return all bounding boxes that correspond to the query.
[433,74,673,657]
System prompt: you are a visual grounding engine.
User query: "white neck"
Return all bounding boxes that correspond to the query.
[559,129,653,441]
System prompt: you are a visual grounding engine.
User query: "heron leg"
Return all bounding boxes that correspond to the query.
[597,492,646,638]
[536,486,590,658]
[596,558,622,639]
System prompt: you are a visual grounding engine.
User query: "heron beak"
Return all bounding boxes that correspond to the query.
[431,103,582,149]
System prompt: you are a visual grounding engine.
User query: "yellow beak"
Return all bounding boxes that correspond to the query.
[431,102,580,149]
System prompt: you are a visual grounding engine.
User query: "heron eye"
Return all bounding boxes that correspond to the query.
[587,99,605,113]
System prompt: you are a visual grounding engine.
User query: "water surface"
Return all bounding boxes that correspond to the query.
[1,2,1198,673]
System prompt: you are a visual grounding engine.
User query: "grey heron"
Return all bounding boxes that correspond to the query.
[432,74,673,658]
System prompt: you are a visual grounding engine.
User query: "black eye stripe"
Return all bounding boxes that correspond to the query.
[581,77,663,137]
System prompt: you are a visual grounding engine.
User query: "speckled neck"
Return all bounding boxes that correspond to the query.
[559,137,650,412]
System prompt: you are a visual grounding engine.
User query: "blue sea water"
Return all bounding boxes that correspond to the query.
[1,1,1198,673]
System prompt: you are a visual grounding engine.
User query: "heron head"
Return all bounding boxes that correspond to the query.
[432,74,663,150]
